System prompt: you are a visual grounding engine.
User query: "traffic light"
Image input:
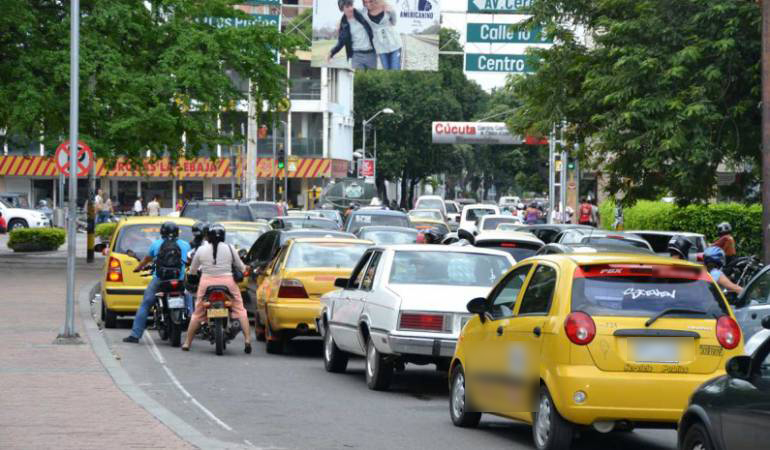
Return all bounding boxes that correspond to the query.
[567,159,575,170]
[277,147,285,170]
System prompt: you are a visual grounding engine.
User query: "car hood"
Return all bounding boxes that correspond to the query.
[387,284,491,313]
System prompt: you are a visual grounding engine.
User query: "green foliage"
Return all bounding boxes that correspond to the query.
[8,228,66,252]
[506,0,761,205]
[605,200,763,256]
[0,0,300,164]
[95,223,117,242]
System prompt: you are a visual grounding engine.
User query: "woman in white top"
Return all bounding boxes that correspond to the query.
[363,0,402,69]
[182,224,252,353]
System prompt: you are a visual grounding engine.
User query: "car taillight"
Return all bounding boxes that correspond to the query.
[170,280,179,289]
[209,291,226,302]
[564,312,596,345]
[716,316,741,350]
[399,312,445,332]
[278,279,309,299]
[107,257,123,282]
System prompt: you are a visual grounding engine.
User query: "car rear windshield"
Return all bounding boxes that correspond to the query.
[348,214,409,233]
[466,208,496,221]
[359,229,417,245]
[114,224,193,259]
[410,210,442,220]
[285,242,370,269]
[249,203,281,220]
[482,217,519,230]
[416,198,444,210]
[582,236,649,249]
[445,202,458,214]
[279,218,338,230]
[181,203,252,222]
[571,265,727,317]
[389,251,511,287]
[475,240,541,262]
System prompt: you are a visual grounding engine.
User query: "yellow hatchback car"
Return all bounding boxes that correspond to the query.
[100,217,195,328]
[255,237,373,354]
[449,254,744,450]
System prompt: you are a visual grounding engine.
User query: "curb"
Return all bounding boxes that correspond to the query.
[78,282,248,450]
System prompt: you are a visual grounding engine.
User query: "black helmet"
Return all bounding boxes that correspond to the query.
[667,235,692,259]
[192,221,209,240]
[160,222,179,240]
[717,222,732,236]
[207,223,226,244]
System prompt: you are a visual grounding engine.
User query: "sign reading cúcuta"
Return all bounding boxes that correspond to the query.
[432,122,523,145]
[467,0,533,14]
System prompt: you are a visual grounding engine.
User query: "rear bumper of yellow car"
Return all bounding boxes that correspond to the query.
[267,299,321,334]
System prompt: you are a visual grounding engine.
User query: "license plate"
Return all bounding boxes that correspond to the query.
[207,308,228,319]
[632,339,679,363]
[167,297,184,309]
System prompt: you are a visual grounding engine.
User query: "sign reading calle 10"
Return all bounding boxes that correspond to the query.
[466,23,551,44]
[468,0,532,14]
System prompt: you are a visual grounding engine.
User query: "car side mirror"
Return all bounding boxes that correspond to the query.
[467,297,488,323]
[762,315,770,330]
[457,229,475,245]
[93,242,106,253]
[726,355,752,380]
[334,278,349,289]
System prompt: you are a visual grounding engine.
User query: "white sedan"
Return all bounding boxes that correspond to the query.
[317,245,515,390]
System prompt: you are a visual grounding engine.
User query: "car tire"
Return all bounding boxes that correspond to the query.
[365,339,393,391]
[449,365,481,428]
[265,332,284,355]
[254,310,266,342]
[683,423,714,450]
[8,219,28,231]
[101,300,117,329]
[323,329,349,373]
[532,386,574,450]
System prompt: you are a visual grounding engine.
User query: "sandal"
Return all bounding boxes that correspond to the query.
[181,345,190,352]
[244,343,252,354]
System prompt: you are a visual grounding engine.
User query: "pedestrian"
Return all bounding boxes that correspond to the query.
[147,196,161,216]
[363,0,402,70]
[133,196,143,216]
[123,222,191,343]
[590,198,601,228]
[564,206,574,224]
[94,189,105,224]
[327,0,377,70]
[578,197,593,226]
[612,204,623,231]
[0,212,6,234]
[524,202,541,225]
[104,197,114,221]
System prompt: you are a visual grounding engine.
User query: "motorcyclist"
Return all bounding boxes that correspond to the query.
[704,246,742,294]
[123,222,191,343]
[667,235,692,260]
[190,221,209,251]
[182,224,252,353]
[711,222,736,265]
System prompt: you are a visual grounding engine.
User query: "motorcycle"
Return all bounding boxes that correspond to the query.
[725,255,764,287]
[198,285,240,355]
[142,268,189,347]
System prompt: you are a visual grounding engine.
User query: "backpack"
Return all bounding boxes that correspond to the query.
[579,204,592,223]
[156,239,182,280]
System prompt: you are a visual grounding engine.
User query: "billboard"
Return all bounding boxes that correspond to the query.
[432,122,524,145]
[311,0,440,71]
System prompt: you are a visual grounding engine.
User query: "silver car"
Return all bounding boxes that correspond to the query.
[733,266,770,341]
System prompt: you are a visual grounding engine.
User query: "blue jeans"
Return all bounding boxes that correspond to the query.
[130,277,162,339]
[379,49,401,70]
[97,211,110,224]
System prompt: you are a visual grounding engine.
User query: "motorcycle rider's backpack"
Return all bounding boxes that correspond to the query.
[156,239,182,280]
[579,203,592,224]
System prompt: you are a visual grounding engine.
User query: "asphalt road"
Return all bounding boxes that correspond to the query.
[90,290,679,450]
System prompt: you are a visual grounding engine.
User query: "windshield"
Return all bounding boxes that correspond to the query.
[475,240,541,262]
[277,218,338,230]
[249,203,281,220]
[466,208,496,221]
[359,229,417,245]
[571,265,728,318]
[114,224,193,259]
[410,210,442,220]
[181,204,252,222]
[482,217,519,230]
[347,214,409,234]
[285,242,370,269]
[389,251,511,287]
[226,228,268,250]
[416,198,444,211]
[583,236,649,249]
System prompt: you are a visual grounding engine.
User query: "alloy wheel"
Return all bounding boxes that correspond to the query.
[534,393,552,448]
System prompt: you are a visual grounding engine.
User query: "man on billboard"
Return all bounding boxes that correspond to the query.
[363,0,402,70]
[327,0,377,69]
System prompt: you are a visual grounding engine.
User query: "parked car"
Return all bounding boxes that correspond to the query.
[536,242,655,256]
[625,230,706,261]
[180,200,255,223]
[477,214,521,233]
[511,224,593,244]
[0,197,51,231]
[459,204,500,235]
[317,245,515,390]
[450,254,743,450]
[246,201,286,221]
[254,237,373,354]
[554,228,654,251]
[345,209,410,234]
[414,195,447,218]
[408,209,444,222]
[678,316,770,450]
[731,265,770,342]
[355,226,419,245]
[269,216,339,231]
[471,230,544,261]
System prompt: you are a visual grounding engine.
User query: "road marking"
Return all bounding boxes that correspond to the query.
[146,333,234,432]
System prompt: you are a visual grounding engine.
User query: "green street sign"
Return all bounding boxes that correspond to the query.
[468,0,533,14]
[199,14,280,29]
[245,0,282,5]
[465,54,534,72]
[466,23,551,43]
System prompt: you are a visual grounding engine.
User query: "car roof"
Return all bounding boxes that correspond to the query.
[463,204,498,209]
[416,195,443,200]
[537,253,703,268]
[358,226,418,233]
[409,218,446,225]
[624,230,705,238]
[475,230,544,244]
[186,199,244,205]
[519,224,592,230]
[117,216,197,227]
[220,221,270,229]
[409,208,442,213]
[375,243,515,258]
[289,237,374,245]
[543,243,655,254]
[281,230,355,239]
[274,215,335,222]
[350,209,407,217]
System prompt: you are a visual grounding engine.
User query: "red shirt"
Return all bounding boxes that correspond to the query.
[0,216,6,232]
[712,235,736,257]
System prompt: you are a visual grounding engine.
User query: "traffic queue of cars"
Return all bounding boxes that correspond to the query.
[98,197,769,450]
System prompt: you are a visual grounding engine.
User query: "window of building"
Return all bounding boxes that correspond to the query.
[289,60,321,100]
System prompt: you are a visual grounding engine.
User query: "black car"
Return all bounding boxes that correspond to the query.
[678,316,770,450]
[536,242,655,255]
[180,200,255,223]
[511,224,593,244]
[246,201,286,221]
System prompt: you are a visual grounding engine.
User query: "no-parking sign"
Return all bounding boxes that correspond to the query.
[55,140,93,177]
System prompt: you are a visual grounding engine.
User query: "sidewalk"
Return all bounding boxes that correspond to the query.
[0,233,105,266]
[0,265,191,449]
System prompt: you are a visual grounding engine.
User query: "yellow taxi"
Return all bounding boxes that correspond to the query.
[220,221,270,312]
[255,237,373,354]
[100,216,196,328]
[449,254,744,450]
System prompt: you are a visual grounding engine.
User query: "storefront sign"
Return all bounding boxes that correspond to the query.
[465,53,534,72]
[467,0,533,14]
[466,23,550,44]
[432,122,523,145]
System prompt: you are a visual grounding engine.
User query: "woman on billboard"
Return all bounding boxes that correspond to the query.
[363,0,402,70]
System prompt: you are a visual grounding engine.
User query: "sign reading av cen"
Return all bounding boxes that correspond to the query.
[467,0,532,14]
[432,122,523,145]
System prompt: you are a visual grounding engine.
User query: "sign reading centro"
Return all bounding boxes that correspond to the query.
[432,122,523,145]
[465,54,534,73]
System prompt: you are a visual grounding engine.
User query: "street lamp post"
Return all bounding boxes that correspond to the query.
[361,108,394,179]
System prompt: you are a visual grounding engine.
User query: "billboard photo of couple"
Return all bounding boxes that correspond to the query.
[311,0,440,71]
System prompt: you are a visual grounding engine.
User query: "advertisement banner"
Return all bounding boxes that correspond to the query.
[311,0,440,71]
[432,122,524,145]
[359,158,375,177]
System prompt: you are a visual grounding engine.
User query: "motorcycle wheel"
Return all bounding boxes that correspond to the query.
[214,319,225,355]
[155,306,168,341]
[169,321,182,348]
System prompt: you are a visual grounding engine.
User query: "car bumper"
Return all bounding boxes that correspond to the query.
[267,300,321,333]
[550,364,718,425]
[102,286,145,312]
[388,334,457,358]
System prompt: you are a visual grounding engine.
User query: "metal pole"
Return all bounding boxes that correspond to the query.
[763,0,770,263]
[560,147,568,224]
[60,0,80,341]
[283,122,288,204]
[272,118,277,201]
[246,80,258,201]
[361,120,366,179]
[548,125,555,224]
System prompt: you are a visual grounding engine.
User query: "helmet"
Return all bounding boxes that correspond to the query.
[38,200,48,207]
[704,246,726,268]
[207,223,226,244]
[160,222,179,240]
[667,235,692,259]
[717,222,732,236]
[192,221,209,240]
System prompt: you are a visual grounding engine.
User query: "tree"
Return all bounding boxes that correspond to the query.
[0,0,300,164]
[505,0,761,206]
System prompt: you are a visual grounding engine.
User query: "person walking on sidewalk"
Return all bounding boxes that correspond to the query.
[133,196,144,216]
[123,222,191,344]
[147,196,161,216]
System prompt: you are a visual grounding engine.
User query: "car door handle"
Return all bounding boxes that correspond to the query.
[533,327,542,337]
[496,326,504,336]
